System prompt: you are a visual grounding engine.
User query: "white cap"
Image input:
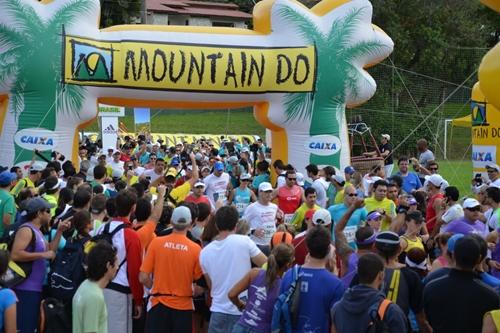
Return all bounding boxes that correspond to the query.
[153,142,160,147]
[333,175,345,185]
[258,182,273,192]
[228,156,239,164]
[296,172,305,186]
[172,206,192,225]
[241,147,250,153]
[194,180,205,188]
[367,176,383,184]
[240,173,251,180]
[30,162,45,172]
[381,134,391,141]
[425,174,444,187]
[195,153,203,161]
[107,146,115,151]
[463,198,481,209]
[312,208,332,226]
[486,163,500,172]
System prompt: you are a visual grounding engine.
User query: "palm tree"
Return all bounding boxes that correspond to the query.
[280,5,387,167]
[0,0,93,164]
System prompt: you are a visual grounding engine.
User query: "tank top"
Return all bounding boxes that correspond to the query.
[234,187,251,217]
[401,235,424,253]
[237,270,281,332]
[14,223,47,292]
[426,193,444,233]
[278,185,302,218]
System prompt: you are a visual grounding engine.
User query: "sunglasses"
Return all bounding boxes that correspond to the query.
[346,193,357,197]
[466,206,481,212]
[287,178,297,181]
[195,186,205,189]
[429,168,438,171]
[241,179,251,182]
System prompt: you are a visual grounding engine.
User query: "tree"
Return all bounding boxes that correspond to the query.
[99,0,141,28]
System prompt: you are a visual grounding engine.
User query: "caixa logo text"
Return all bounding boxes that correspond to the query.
[304,135,341,156]
[14,128,58,151]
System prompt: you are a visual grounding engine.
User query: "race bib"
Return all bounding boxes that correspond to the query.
[344,226,357,244]
[284,214,294,225]
[235,202,248,214]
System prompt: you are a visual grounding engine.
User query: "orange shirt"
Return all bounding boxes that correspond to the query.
[135,220,157,252]
[140,232,203,310]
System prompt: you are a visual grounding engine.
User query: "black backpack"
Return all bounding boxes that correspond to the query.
[40,297,72,333]
[366,299,393,333]
[0,225,36,288]
[87,222,128,270]
[48,236,89,302]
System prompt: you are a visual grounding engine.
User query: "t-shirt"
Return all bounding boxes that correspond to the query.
[199,234,261,315]
[396,172,422,194]
[364,197,396,231]
[106,160,124,177]
[143,169,163,183]
[328,204,368,247]
[0,288,16,331]
[442,217,488,237]
[312,178,328,208]
[135,220,157,253]
[140,233,202,310]
[72,279,107,333]
[289,203,320,230]
[184,194,211,206]
[169,182,191,205]
[486,208,500,230]
[252,174,270,191]
[204,172,230,208]
[243,202,278,246]
[10,177,35,197]
[292,232,308,265]
[380,142,393,165]
[441,203,464,232]
[280,267,345,333]
[0,189,16,235]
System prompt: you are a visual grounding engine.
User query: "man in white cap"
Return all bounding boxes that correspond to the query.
[424,174,445,236]
[243,182,278,255]
[10,162,44,197]
[139,206,203,333]
[442,198,488,237]
[485,163,500,188]
[185,180,210,206]
[106,149,124,178]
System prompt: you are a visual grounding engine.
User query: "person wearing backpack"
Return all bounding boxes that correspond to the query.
[10,198,56,333]
[278,226,345,333]
[72,241,118,333]
[0,249,17,333]
[93,189,143,333]
[331,253,407,332]
[228,243,295,333]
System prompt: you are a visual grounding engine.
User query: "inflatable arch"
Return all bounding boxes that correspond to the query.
[470,0,500,175]
[0,0,393,173]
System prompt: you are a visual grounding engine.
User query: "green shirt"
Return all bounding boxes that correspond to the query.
[0,189,16,235]
[72,280,107,333]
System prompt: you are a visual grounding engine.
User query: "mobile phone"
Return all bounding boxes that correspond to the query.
[128,165,133,170]
[146,176,151,180]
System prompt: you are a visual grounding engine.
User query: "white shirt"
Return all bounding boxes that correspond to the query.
[200,234,261,315]
[490,178,500,188]
[243,201,278,246]
[143,169,163,183]
[485,208,499,230]
[204,172,230,208]
[441,203,464,224]
[276,171,287,188]
[134,166,145,176]
[312,178,328,208]
[108,160,124,175]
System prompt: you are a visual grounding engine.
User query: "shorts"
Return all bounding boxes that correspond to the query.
[145,303,192,333]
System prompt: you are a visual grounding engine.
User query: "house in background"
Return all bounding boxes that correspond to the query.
[145,0,252,28]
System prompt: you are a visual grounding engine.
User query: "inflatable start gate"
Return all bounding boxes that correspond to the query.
[0,0,393,172]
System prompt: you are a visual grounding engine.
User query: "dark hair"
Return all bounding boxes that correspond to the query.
[469,234,488,262]
[201,215,219,243]
[387,182,397,189]
[115,190,137,217]
[306,226,331,259]
[91,194,107,214]
[405,211,423,224]
[428,161,438,169]
[486,186,500,204]
[388,175,403,188]
[266,243,294,289]
[304,187,316,197]
[272,159,285,171]
[62,161,76,178]
[358,253,385,284]
[73,210,91,237]
[375,232,401,263]
[135,198,152,222]
[106,197,117,218]
[73,188,92,209]
[87,241,117,281]
[155,158,165,165]
[92,185,104,195]
[285,169,296,177]
[257,161,269,172]
[407,247,428,277]
[214,206,239,232]
[355,226,376,250]
[197,202,211,221]
[10,166,21,173]
[454,236,481,270]
[16,188,34,208]
[436,232,452,248]
[398,156,409,165]
[370,165,382,175]
[40,167,55,182]
[55,187,74,216]
[179,201,199,222]
[373,179,388,190]
[66,176,83,191]
[46,161,61,173]
[0,249,9,276]
[93,165,107,180]
[114,180,127,192]
[444,186,460,202]
[305,164,319,176]
[322,166,336,178]
[131,183,145,199]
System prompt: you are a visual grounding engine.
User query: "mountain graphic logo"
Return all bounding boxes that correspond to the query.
[71,40,114,82]
[471,101,488,127]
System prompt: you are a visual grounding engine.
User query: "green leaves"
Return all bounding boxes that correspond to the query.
[56,83,87,118]
[284,92,314,122]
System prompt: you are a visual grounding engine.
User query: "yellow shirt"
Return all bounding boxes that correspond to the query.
[42,193,58,217]
[334,189,344,205]
[10,177,35,197]
[151,182,192,205]
[364,196,396,231]
[289,203,320,230]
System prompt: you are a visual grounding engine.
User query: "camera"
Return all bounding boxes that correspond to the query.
[474,173,483,185]
[51,151,65,161]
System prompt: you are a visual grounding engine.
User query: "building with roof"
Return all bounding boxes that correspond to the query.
[145,0,252,28]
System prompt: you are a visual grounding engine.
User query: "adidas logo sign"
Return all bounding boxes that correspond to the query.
[103,124,117,134]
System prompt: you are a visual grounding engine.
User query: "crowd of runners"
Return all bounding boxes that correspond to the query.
[0,133,499,333]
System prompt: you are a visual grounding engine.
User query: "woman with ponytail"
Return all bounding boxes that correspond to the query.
[228,243,294,333]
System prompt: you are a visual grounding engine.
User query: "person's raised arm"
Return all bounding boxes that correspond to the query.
[187,152,199,187]
[150,185,166,222]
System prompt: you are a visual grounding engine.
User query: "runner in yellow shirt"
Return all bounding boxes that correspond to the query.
[364,180,396,231]
[289,188,320,231]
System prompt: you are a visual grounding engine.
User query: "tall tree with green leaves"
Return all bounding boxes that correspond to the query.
[0,0,93,163]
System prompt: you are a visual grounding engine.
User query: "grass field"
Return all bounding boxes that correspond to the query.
[84,107,474,195]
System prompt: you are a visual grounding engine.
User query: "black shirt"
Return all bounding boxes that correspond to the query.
[423,269,500,333]
[379,143,393,165]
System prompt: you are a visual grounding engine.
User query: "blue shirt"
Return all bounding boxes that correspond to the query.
[328,204,368,248]
[0,288,16,330]
[280,267,345,333]
[396,172,422,194]
[252,174,270,190]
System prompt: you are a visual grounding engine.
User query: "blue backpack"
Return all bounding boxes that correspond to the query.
[271,265,301,333]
